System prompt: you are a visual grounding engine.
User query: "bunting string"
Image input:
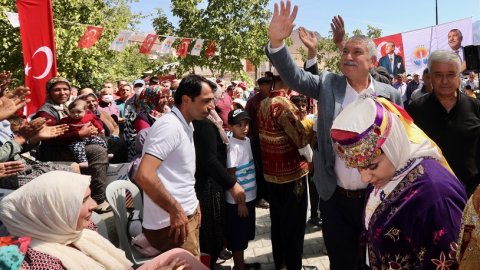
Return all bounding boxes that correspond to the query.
[1,10,216,57]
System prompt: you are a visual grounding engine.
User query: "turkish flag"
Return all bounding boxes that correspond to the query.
[176,38,191,58]
[78,26,103,48]
[17,0,57,115]
[139,34,158,54]
[205,41,216,58]
[373,33,404,67]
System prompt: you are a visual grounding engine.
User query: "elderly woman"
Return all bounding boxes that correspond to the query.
[330,94,466,269]
[35,77,109,211]
[0,171,207,270]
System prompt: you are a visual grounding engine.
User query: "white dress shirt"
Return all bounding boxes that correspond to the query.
[269,42,370,190]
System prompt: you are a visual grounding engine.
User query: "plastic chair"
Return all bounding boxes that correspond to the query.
[90,212,109,239]
[106,180,151,267]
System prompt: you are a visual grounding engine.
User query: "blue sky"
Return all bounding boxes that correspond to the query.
[130,0,479,37]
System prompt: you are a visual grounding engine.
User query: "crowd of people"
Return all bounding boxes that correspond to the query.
[0,0,480,269]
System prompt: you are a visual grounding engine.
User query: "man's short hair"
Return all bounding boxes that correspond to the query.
[257,76,273,85]
[347,35,378,59]
[449,29,463,39]
[428,50,461,75]
[150,77,159,85]
[387,41,395,47]
[174,74,217,105]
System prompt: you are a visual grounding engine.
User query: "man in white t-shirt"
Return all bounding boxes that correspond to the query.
[135,74,216,256]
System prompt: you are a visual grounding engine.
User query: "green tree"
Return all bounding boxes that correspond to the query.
[0,0,158,89]
[152,8,175,36]
[152,0,270,78]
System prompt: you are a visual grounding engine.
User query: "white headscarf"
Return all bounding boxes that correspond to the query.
[0,171,132,270]
[331,94,448,178]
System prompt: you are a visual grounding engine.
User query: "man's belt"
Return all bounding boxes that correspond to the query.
[336,186,366,199]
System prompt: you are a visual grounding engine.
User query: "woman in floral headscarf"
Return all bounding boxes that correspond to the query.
[330,94,466,270]
[124,86,170,161]
[134,85,170,132]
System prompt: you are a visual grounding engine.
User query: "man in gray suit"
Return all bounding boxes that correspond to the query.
[267,1,402,269]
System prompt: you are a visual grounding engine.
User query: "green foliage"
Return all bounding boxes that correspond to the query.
[151,0,270,77]
[0,0,158,89]
[152,8,175,36]
[352,25,382,38]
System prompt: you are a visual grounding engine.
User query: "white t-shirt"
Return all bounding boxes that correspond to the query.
[141,106,198,230]
[226,137,256,204]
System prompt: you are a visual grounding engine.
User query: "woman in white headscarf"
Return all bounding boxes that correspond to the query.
[0,171,207,270]
[330,94,466,270]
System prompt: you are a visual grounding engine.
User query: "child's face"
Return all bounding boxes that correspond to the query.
[293,101,307,117]
[231,120,249,139]
[69,106,86,120]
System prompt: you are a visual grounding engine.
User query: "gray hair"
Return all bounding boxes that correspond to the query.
[347,35,378,60]
[449,28,463,39]
[427,50,461,74]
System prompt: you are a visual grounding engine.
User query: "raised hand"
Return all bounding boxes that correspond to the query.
[331,15,345,50]
[30,124,69,143]
[0,86,31,121]
[0,161,26,178]
[269,0,298,48]
[298,27,318,58]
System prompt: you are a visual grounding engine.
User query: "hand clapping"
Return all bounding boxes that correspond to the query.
[0,86,31,121]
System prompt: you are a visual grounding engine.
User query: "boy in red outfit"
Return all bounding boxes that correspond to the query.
[60,99,107,167]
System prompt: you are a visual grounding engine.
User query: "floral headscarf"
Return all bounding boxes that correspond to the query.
[137,86,169,117]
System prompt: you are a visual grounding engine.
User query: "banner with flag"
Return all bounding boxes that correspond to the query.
[159,36,176,54]
[109,30,133,52]
[4,11,20,28]
[139,34,158,54]
[205,41,216,58]
[176,38,191,58]
[78,25,103,48]
[190,39,204,56]
[17,0,58,115]
[374,18,473,74]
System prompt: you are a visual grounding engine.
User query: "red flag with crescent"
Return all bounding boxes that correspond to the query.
[78,26,103,48]
[139,34,158,54]
[176,38,191,58]
[17,0,58,115]
[205,41,216,58]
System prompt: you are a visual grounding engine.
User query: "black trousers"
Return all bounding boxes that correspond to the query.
[38,143,109,204]
[251,138,268,202]
[320,189,365,270]
[268,177,307,270]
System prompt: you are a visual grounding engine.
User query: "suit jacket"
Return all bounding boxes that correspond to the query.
[378,54,405,76]
[266,45,402,200]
